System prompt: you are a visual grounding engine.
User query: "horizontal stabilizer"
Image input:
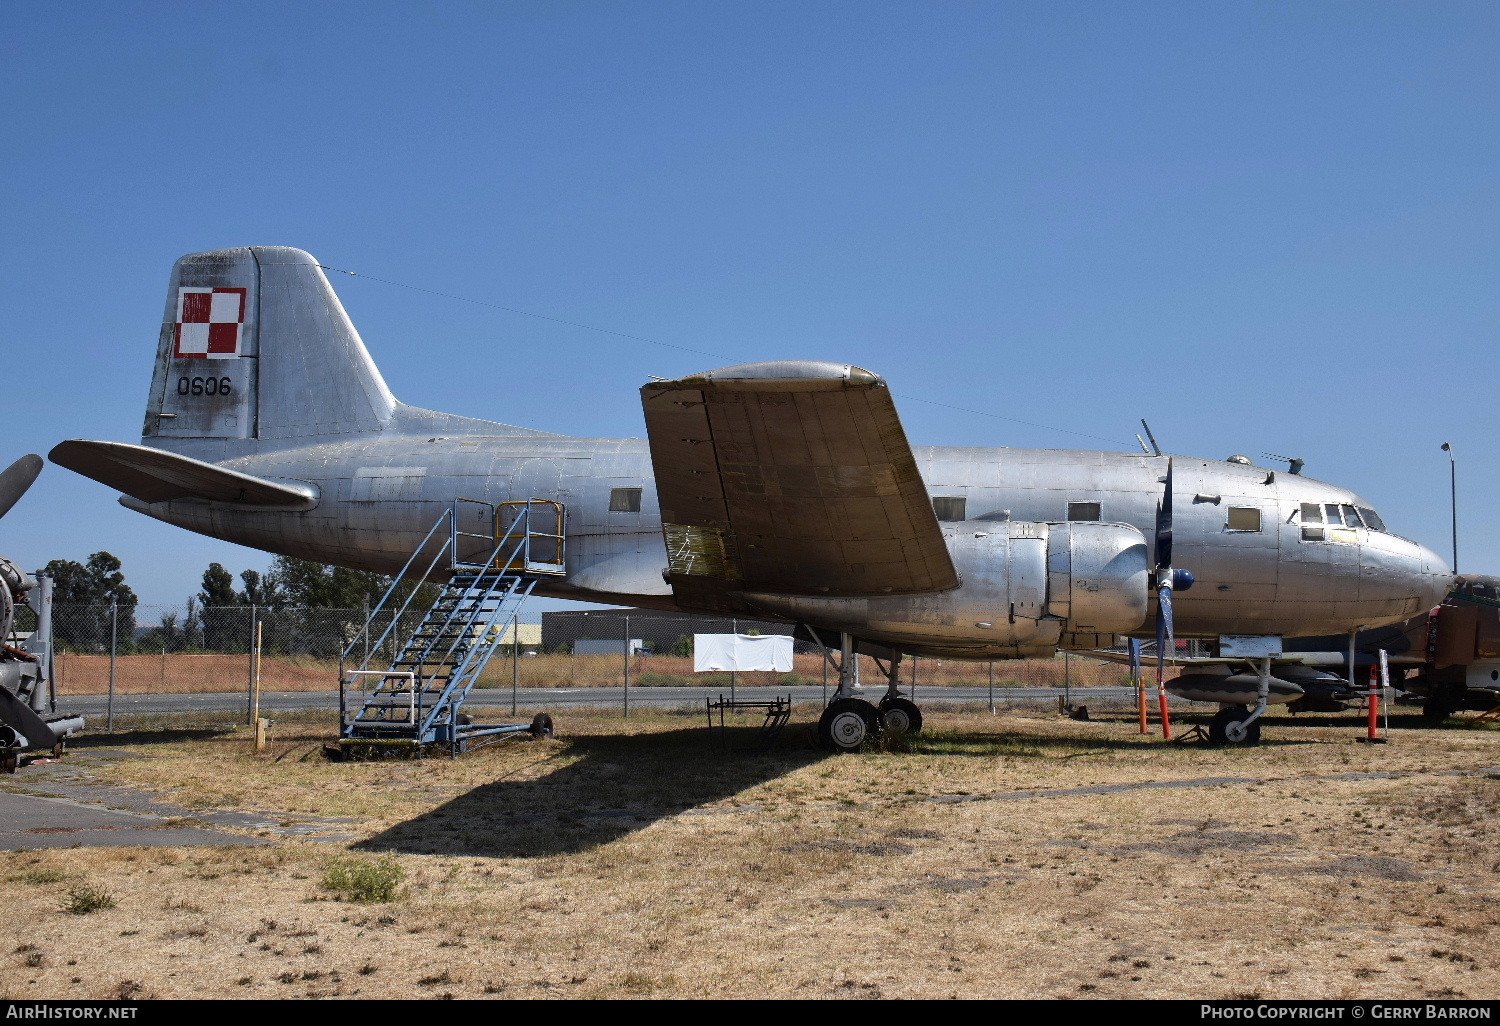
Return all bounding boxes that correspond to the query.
[48,440,317,508]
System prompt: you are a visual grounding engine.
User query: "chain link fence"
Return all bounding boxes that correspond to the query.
[44,604,1138,697]
[35,604,1144,729]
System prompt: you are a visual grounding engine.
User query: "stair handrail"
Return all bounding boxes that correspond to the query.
[341,507,456,668]
[417,577,535,735]
[409,518,540,725]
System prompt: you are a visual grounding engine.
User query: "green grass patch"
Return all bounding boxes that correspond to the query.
[8,868,73,885]
[321,855,405,903]
[61,884,117,915]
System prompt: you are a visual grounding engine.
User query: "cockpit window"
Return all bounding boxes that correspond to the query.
[1299,502,1325,540]
[1323,503,1346,526]
[1341,504,1365,528]
[1356,507,1386,533]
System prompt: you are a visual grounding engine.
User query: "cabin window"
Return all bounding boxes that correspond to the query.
[1067,501,1101,521]
[609,487,642,513]
[932,496,966,522]
[1227,506,1262,532]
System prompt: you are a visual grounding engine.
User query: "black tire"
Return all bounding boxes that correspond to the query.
[1422,694,1456,722]
[1,753,16,775]
[878,697,923,735]
[1208,706,1261,745]
[529,712,554,739]
[817,699,880,754]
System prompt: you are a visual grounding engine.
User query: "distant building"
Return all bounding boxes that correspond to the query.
[481,621,542,653]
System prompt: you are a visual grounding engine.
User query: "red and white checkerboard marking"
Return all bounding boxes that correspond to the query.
[174,286,246,359]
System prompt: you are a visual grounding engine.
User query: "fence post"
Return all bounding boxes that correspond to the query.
[730,617,737,703]
[250,620,263,743]
[106,600,117,731]
[246,605,258,725]
[988,659,995,714]
[511,613,519,717]
[622,615,630,718]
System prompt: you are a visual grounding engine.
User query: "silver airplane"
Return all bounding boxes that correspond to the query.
[51,247,1453,750]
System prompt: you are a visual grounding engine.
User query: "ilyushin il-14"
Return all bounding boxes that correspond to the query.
[51,248,1453,751]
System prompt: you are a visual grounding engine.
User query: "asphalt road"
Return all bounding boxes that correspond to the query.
[57,686,1141,718]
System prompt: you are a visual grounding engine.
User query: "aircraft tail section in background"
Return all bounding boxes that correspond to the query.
[144,246,397,443]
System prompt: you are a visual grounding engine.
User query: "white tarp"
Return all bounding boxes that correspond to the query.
[693,633,794,672]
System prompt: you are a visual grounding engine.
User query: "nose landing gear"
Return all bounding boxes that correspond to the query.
[1208,705,1261,745]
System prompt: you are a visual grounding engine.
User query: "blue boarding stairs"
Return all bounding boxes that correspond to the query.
[336,498,563,759]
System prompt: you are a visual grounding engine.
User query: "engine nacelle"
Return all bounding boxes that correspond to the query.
[745,519,1150,658]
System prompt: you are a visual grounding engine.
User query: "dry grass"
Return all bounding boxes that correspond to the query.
[4,704,1498,999]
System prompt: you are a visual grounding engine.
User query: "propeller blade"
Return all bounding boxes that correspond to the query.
[0,455,42,521]
[1154,457,1174,570]
[1155,582,1176,739]
[1155,583,1174,676]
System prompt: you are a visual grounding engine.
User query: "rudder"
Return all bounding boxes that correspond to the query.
[144,247,396,443]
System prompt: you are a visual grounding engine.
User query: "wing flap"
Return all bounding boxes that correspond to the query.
[49,440,317,509]
[642,361,957,601]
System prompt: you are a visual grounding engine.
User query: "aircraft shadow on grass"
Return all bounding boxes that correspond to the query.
[355,715,1319,858]
[358,723,829,858]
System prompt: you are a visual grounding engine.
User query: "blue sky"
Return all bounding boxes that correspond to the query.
[3,0,1496,608]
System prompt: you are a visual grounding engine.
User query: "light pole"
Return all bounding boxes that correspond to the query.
[1441,442,1457,574]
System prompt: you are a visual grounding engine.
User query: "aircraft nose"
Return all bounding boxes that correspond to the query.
[1367,535,1453,615]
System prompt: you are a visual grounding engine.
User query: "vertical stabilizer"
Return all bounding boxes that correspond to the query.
[144,246,397,443]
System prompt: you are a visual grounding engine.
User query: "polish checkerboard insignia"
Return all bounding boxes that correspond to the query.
[174,287,246,359]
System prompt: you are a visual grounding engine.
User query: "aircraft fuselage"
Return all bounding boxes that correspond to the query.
[122,433,1452,659]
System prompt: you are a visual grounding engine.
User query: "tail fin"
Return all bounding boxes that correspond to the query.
[144,246,396,442]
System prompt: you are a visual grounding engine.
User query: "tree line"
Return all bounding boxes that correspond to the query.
[39,552,435,654]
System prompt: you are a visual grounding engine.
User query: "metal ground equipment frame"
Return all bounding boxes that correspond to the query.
[704,694,792,753]
[337,498,562,759]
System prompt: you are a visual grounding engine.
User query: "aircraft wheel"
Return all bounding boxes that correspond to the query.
[878,697,923,735]
[1208,706,1260,746]
[817,699,880,754]
[529,712,554,739]
[1,752,17,775]
[1422,694,1456,722]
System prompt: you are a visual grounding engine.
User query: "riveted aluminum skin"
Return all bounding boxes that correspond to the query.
[54,248,1454,662]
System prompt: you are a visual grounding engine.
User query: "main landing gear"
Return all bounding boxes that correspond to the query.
[813,633,923,753]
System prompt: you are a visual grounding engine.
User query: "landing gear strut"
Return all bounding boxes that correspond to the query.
[812,633,922,752]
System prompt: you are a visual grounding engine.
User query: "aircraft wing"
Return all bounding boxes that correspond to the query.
[641,361,958,609]
[49,440,317,509]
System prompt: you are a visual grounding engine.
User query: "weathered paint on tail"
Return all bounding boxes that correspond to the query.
[144,246,396,442]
